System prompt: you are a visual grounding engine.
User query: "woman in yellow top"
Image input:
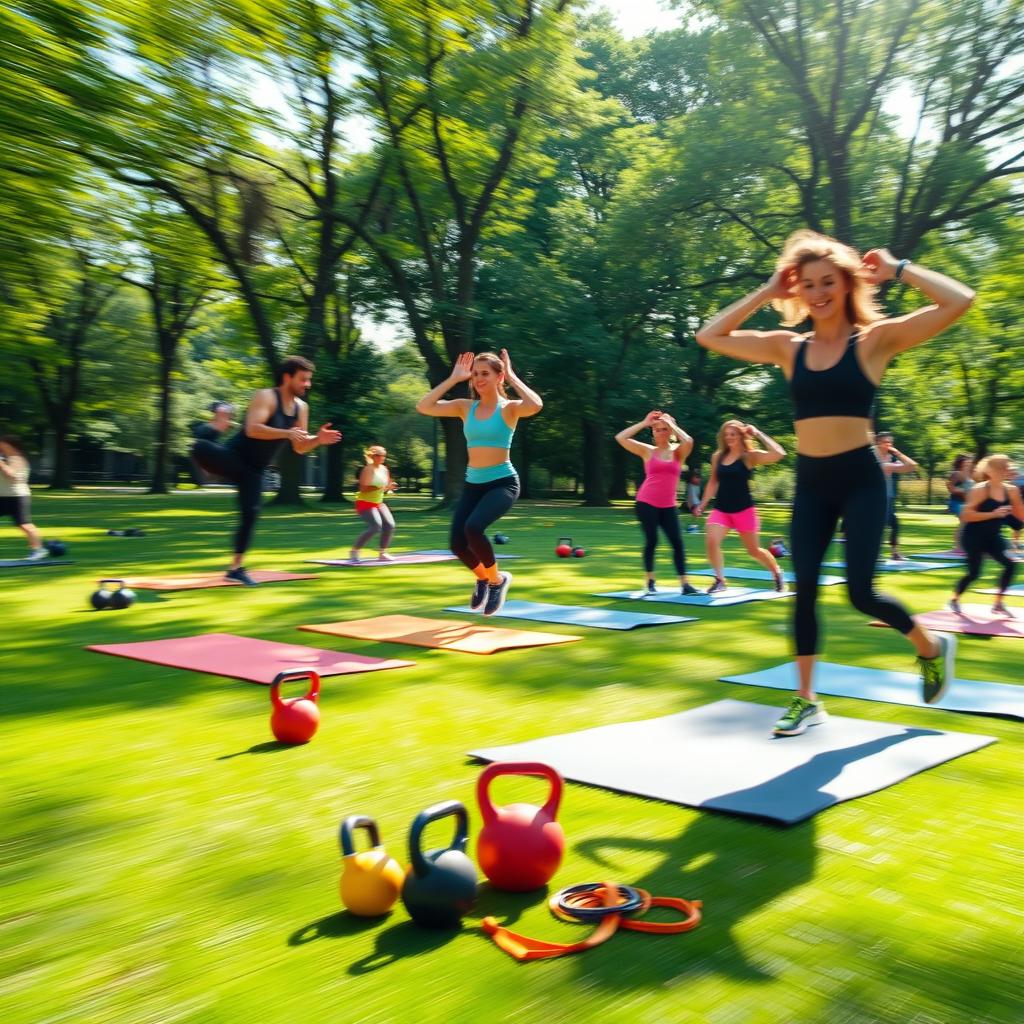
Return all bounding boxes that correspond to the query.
[0,436,47,560]
[350,445,397,562]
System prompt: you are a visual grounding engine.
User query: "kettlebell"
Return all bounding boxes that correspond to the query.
[493,532,510,545]
[91,578,133,611]
[108,582,136,609]
[44,539,67,557]
[401,800,476,928]
[571,546,586,558]
[338,815,404,917]
[269,668,321,745]
[555,537,573,558]
[476,761,565,892]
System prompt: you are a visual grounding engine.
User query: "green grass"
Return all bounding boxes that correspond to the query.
[1,492,1020,1024]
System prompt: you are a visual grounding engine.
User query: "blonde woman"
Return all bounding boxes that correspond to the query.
[695,420,785,593]
[0,436,47,559]
[615,410,698,594]
[697,230,974,735]
[950,455,1024,616]
[416,350,542,615]
[350,445,397,562]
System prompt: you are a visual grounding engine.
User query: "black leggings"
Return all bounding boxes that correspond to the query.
[955,535,1016,596]
[886,500,900,549]
[450,475,519,571]
[791,447,915,656]
[191,440,264,556]
[634,501,686,575]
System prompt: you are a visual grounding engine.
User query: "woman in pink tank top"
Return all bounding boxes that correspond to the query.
[615,411,699,595]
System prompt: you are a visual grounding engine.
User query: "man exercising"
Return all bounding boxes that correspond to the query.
[191,355,341,584]
[188,402,234,485]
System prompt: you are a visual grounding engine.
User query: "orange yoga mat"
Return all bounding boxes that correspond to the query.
[116,570,319,591]
[299,615,582,655]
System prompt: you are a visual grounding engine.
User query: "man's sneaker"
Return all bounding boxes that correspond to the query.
[919,633,956,704]
[773,696,828,736]
[378,551,395,562]
[706,578,727,595]
[681,582,699,596]
[646,580,657,595]
[348,549,360,563]
[483,572,513,617]
[948,596,962,614]
[25,547,49,561]
[469,578,489,612]
[772,570,787,593]
[225,566,258,586]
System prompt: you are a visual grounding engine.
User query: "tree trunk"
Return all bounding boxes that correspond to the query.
[50,415,73,490]
[149,348,173,494]
[441,417,466,504]
[320,438,348,503]
[581,417,610,506]
[272,447,304,506]
[514,418,532,500]
[609,442,628,501]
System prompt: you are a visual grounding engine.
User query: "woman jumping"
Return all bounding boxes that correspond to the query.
[697,230,974,735]
[615,410,698,595]
[350,445,397,562]
[949,455,1024,616]
[694,420,786,593]
[416,350,542,615]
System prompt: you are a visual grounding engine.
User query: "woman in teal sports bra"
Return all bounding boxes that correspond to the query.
[416,350,543,616]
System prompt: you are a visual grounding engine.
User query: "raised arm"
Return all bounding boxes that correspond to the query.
[884,446,918,475]
[289,401,341,454]
[744,424,785,466]
[416,353,473,419]
[695,272,799,366]
[659,413,694,463]
[500,349,543,420]
[863,250,975,360]
[614,414,656,459]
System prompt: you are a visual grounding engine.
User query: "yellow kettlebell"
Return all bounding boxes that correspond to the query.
[339,814,404,917]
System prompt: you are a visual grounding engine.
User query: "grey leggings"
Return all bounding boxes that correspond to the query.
[353,504,395,550]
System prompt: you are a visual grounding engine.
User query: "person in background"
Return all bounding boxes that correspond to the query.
[874,431,918,560]
[0,436,47,560]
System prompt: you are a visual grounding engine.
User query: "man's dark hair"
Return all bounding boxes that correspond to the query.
[876,431,894,441]
[277,355,315,384]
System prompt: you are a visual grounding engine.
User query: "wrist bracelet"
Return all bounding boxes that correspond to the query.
[894,259,910,282]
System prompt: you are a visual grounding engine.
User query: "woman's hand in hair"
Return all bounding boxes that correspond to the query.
[644,410,664,425]
[861,248,898,284]
[765,267,798,300]
[449,352,474,383]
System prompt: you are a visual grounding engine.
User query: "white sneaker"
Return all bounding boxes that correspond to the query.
[26,548,49,561]
[378,551,395,562]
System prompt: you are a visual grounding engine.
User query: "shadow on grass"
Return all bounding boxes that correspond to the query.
[289,909,385,945]
[217,740,297,760]
[348,920,460,974]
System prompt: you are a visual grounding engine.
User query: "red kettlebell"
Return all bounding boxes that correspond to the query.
[476,761,565,892]
[269,668,321,745]
[571,546,586,558]
[555,536,573,558]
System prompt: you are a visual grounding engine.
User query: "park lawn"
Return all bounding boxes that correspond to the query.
[1,491,1020,1024]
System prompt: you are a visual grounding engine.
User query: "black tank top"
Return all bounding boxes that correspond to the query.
[228,389,300,469]
[790,333,877,420]
[962,488,1007,545]
[714,456,754,512]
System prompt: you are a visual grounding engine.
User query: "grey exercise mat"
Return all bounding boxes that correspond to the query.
[821,559,950,572]
[686,566,846,586]
[444,599,695,630]
[721,660,1024,720]
[911,551,1022,563]
[977,584,1024,595]
[469,698,994,826]
[596,586,793,607]
[0,557,73,568]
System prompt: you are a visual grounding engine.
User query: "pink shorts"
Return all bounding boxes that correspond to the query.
[707,506,759,533]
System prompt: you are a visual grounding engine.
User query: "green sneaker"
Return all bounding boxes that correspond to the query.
[918,633,956,704]
[773,696,828,736]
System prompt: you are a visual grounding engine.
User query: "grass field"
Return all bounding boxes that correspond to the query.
[2,491,1020,1024]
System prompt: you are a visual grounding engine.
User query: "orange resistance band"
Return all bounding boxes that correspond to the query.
[482,883,703,962]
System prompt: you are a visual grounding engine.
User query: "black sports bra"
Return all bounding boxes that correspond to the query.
[789,333,877,421]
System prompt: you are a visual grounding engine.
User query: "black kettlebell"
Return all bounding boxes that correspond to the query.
[91,579,135,611]
[44,539,67,557]
[493,532,510,545]
[401,800,476,928]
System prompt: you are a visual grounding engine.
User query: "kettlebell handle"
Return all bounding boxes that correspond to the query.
[476,761,563,825]
[98,578,126,589]
[557,537,573,545]
[270,668,321,710]
[339,814,382,857]
[408,800,469,878]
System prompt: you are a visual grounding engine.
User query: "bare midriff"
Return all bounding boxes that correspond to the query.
[794,417,875,458]
[468,446,513,469]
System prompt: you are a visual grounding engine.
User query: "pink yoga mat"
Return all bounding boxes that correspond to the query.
[871,605,1024,638]
[87,633,416,684]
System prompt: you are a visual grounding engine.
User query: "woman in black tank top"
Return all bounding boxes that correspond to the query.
[697,229,975,736]
[950,455,1024,616]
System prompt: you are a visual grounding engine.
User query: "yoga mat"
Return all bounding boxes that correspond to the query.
[469,699,994,826]
[910,550,967,562]
[721,661,1024,720]
[595,587,793,607]
[87,633,415,684]
[871,605,1024,638]
[299,615,581,654]
[444,599,696,630]
[0,557,73,568]
[821,559,949,572]
[117,570,319,591]
[978,584,1024,595]
[686,567,846,586]
[307,551,522,566]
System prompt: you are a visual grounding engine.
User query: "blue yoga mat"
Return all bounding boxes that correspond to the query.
[0,558,73,568]
[686,566,845,586]
[596,587,793,607]
[469,698,995,826]
[444,599,695,630]
[821,559,950,572]
[721,661,1024,720]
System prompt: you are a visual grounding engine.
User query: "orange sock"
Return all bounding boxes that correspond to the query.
[484,564,501,584]
[472,564,489,580]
